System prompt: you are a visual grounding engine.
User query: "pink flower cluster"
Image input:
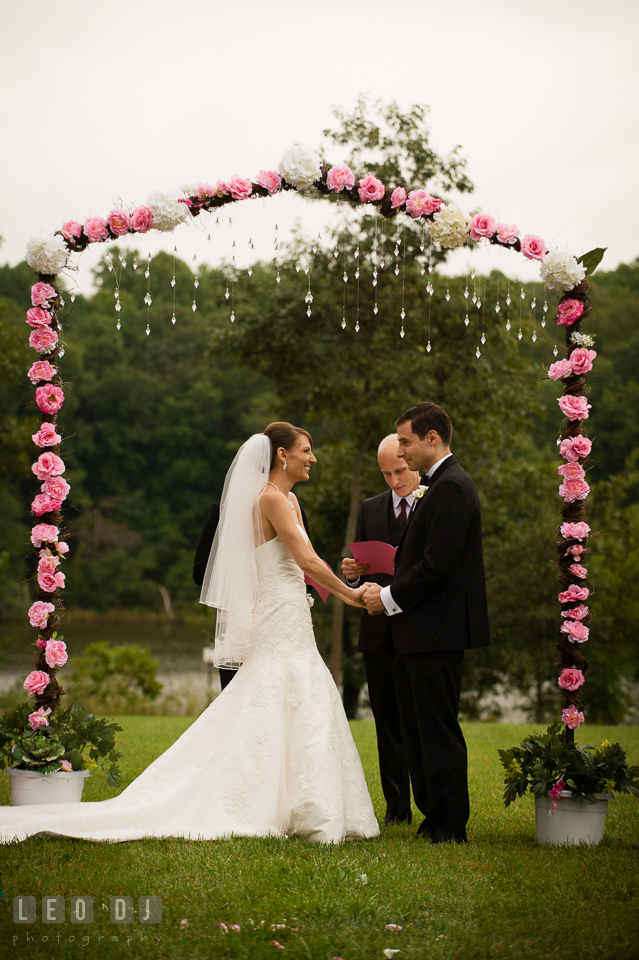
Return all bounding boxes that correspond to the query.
[33,422,62,448]
[520,235,546,261]
[558,584,589,603]
[551,349,597,381]
[28,706,52,730]
[31,282,56,306]
[255,170,282,195]
[29,327,58,354]
[560,521,590,540]
[62,206,153,244]
[391,187,406,209]
[31,523,59,547]
[561,620,589,643]
[45,638,68,668]
[23,670,50,696]
[566,544,584,559]
[35,384,64,414]
[570,563,588,579]
[562,705,584,729]
[32,452,64,481]
[28,601,55,629]
[28,360,57,384]
[558,462,590,503]
[558,395,591,421]
[26,306,52,328]
[548,778,567,800]
[562,603,589,620]
[358,176,385,203]
[326,165,355,193]
[556,299,584,326]
[469,213,496,241]
[560,437,592,462]
[406,190,441,218]
[558,668,584,691]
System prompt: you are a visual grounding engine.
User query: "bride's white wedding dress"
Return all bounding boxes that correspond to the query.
[0,526,379,844]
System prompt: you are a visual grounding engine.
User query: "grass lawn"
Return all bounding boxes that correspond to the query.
[0,719,637,960]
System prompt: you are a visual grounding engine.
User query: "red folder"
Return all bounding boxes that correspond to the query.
[348,540,397,576]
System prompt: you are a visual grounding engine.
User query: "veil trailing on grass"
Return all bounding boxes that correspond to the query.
[200,433,271,667]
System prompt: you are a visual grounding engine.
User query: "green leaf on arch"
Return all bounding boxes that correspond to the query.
[578,247,607,276]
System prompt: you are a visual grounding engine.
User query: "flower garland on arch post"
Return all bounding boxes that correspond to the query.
[22,142,605,742]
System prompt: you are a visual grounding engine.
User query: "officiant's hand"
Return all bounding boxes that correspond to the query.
[362,582,385,615]
[343,585,368,609]
[341,558,370,580]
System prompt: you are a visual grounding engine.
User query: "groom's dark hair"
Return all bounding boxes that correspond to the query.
[396,402,453,445]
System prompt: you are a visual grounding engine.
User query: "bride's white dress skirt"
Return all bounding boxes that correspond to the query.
[0,536,380,845]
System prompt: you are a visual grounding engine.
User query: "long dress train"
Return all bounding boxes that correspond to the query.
[0,528,380,844]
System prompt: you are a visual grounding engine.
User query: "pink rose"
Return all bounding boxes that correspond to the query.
[358,176,385,203]
[561,705,584,729]
[560,521,590,540]
[28,360,57,384]
[32,422,62,448]
[558,395,591,420]
[558,462,585,480]
[569,348,597,376]
[31,282,57,306]
[107,208,132,237]
[38,555,60,575]
[83,216,108,243]
[57,541,69,554]
[562,603,589,620]
[556,299,584,326]
[390,187,407,209]
[28,706,52,730]
[326,165,355,194]
[61,220,82,241]
[26,307,52,328]
[570,563,588,579]
[566,544,584,559]
[59,759,73,772]
[194,182,216,197]
[29,327,58,354]
[130,206,153,233]
[37,569,65,592]
[558,669,584,691]
[559,437,592,462]
[42,476,70,500]
[520,234,547,261]
[32,452,65,480]
[468,213,497,240]
[255,170,282,195]
[496,223,520,244]
[558,584,589,603]
[548,359,572,381]
[35,384,65,414]
[23,670,50,695]
[559,478,590,502]
[28,600,55,628]
[31,492,63,516]
[31,523,59,547]
[407,190,442,218]
[216,180,230,196]
[45,638,68,668]
[229,175,253,200]
[561,620,589,643]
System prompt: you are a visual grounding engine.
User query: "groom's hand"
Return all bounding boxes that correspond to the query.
[341,558,370,581]
[362,583,385,616]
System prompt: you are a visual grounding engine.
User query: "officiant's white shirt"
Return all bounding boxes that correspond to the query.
[380,453,453,616]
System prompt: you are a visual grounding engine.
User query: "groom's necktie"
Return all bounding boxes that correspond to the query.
[397,497,408,529]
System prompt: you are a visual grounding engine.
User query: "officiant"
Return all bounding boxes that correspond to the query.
[341,434,420,825]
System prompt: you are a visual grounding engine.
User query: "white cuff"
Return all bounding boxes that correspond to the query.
[346,577,361,587]
[380,585,402,616]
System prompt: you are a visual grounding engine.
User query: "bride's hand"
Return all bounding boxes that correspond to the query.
[343,585,368,609]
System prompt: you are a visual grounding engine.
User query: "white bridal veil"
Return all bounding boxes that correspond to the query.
[200,433,272,667]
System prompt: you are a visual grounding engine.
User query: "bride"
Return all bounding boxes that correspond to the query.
[0,423,380,844]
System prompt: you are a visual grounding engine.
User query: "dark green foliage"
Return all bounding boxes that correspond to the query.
[69,640,163,707]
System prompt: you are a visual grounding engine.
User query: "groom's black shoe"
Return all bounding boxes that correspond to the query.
[416,818,434,839]
[430,826,468,845]
[384,810,412,826]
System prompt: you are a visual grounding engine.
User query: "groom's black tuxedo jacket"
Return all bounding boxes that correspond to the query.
[389,455,490,655]
[353,489,404,654]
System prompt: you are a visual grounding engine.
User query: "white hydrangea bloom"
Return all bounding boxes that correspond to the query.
[429,204,471,248]
[179,183,199,197]
[277,144,322,189]
[540,248,586,291]
[147,190,190,232]
[25,232,68,275]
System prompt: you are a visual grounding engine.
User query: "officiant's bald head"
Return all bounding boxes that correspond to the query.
[377,434,420,497]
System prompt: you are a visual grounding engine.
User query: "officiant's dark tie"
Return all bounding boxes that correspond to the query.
[397,497,408,529]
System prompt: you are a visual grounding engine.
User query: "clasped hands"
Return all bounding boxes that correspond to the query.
[340,558,385,615]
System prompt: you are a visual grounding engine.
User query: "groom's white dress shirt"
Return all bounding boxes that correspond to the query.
[380,453,453,617]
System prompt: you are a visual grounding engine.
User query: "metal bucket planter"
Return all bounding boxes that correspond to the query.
[6,768,90,806]
[535,789,613,845]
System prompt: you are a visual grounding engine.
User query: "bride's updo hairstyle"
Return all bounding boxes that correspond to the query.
[264,422,313,469]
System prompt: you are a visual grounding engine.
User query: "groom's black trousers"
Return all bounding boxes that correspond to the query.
[392,649,469,841]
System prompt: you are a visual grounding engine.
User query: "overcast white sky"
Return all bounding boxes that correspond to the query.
[2,0,638,292]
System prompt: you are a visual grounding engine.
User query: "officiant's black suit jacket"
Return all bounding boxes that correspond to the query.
[389,455,490,655]
[353,489,404,653]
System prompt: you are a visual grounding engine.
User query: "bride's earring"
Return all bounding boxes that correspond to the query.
[283,461,287,471]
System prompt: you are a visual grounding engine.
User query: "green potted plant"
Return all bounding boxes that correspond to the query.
[499,723,639,845]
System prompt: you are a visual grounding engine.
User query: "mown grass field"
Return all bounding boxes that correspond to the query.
[0,719,637,960]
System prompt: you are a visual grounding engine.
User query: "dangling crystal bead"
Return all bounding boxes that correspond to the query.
[115,300,121,312]
[248,267,253,277]
[70,293,75,303]
[531,298,536,309]
[472,293,477,304]
[427,283,434,296]
[394,265,400,276]
[334,249,339,259]
[373,279,377,287]
[471,270,476,280]
[295,261,301,273]
[343,272,348,282]
[114,288,119,298]
[464,315,470,326]
[194,279,199,289]
[426,341,432,353]
[464,288,469,299]
[58,347,65,357]
[428,263,434,274]
[420,267,425,276]
[276,273,281,284]
[532,331,537,342]
[307,306,311,317]
[60,299,65,307]
[305,292,313,303]
[400,327,405,339]
[476,299,482,310]
[495,302,501,313]
[394,246,399,257]
[192,301,197,312]
[506,320,511,331]
[506,294,511,306]
[541,319,546,328]
[517,328,523,340]
[355,248,359,259]
[543,301,548,313]
[116,320,121,331]
[133,258,138,270]
[520,288,525,300]
[481,333,486,345]
[107,262,113,273]
[400,308,405,320]
[355,270,360,280]
[341,319,346,329]
[420,242,425,252]
[225,288,230,300]
[553,345,558,356]
[171,313,176,324]
[230,311,235,322]
[355,321,360,332]
[171,276,176,287]
[312,245,317,254]
[373,304,378,315]
[445,290,450,302]
[207,234,211,242]
[304,265,309,275]
[146,324,151,336]
[476,347,481,358]
[145,268,150,279]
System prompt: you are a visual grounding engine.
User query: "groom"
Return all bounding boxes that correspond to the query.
[362,402,490,843]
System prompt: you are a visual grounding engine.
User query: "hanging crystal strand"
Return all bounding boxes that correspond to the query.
[505,275,511,306]
[341,242,346,329]
[142,242,152,333]
[426,299,432,353]
[191,232,199,312]
[531,285,538,342]
[394,228,401,277]
[399,226,406,338]
[372,216,379,316]
[517,291,523,340]
[355,243,361,331]
[170,245,177,324]
[495,270,500,314]
[480,279,487,348]
[113,243,122,324]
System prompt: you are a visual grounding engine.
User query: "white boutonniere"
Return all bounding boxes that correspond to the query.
[412,484,429,500]
[306,593,315,608]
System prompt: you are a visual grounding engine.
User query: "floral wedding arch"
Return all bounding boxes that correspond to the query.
[20,143,603,756]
